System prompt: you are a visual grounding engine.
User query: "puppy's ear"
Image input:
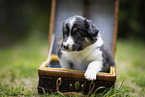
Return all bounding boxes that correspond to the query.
[84,19,90,29]
[85,19,99,37]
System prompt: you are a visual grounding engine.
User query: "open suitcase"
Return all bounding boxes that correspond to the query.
[38,0,119,96]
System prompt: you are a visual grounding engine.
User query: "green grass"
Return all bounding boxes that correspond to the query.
[116,39,145,87]
[0,33,48,96]
[0,34,145,96]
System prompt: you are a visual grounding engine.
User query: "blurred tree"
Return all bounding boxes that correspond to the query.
[0,0,145,48]
[118,0,145,39]
[0,0,51,47]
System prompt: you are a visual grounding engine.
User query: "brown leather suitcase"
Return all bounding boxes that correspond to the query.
[38,55,116,95]
[38,0,119,96]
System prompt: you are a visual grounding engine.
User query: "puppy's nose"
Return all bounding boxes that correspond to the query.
[63,44,69,49]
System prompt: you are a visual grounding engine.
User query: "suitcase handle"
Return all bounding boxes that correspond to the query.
[56,77,62,92]
[56,77,95,96]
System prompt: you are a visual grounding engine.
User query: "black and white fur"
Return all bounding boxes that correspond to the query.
[58,16,115,81]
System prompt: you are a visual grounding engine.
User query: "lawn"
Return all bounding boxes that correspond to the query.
[0,34,145,96]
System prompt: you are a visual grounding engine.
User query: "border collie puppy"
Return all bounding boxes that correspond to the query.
[58,16,115,81]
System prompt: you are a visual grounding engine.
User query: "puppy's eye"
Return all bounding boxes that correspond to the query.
[63,28,67,35]
[73,28,78,32]
[64,28,67,32]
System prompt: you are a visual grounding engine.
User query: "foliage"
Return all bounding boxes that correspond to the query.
[0,0,51,47]
[118,0,145,39]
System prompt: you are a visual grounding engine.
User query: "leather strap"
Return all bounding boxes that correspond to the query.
[56,77,95,96]
[56,77,62,92]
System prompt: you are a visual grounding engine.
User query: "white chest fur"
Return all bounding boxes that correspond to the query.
[59,35,103,71]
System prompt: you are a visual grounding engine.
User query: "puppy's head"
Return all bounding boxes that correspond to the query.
[61,16,99,51]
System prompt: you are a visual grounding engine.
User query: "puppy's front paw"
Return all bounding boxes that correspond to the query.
[84,69,98,81]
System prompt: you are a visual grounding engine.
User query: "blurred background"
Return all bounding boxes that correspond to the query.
[0,0,50,47]
[0,0,144,96]
[0,0,145,47]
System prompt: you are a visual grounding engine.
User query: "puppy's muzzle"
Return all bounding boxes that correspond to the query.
[63,44,69,50]
[62,43,80,51]
[61,42,72,51]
